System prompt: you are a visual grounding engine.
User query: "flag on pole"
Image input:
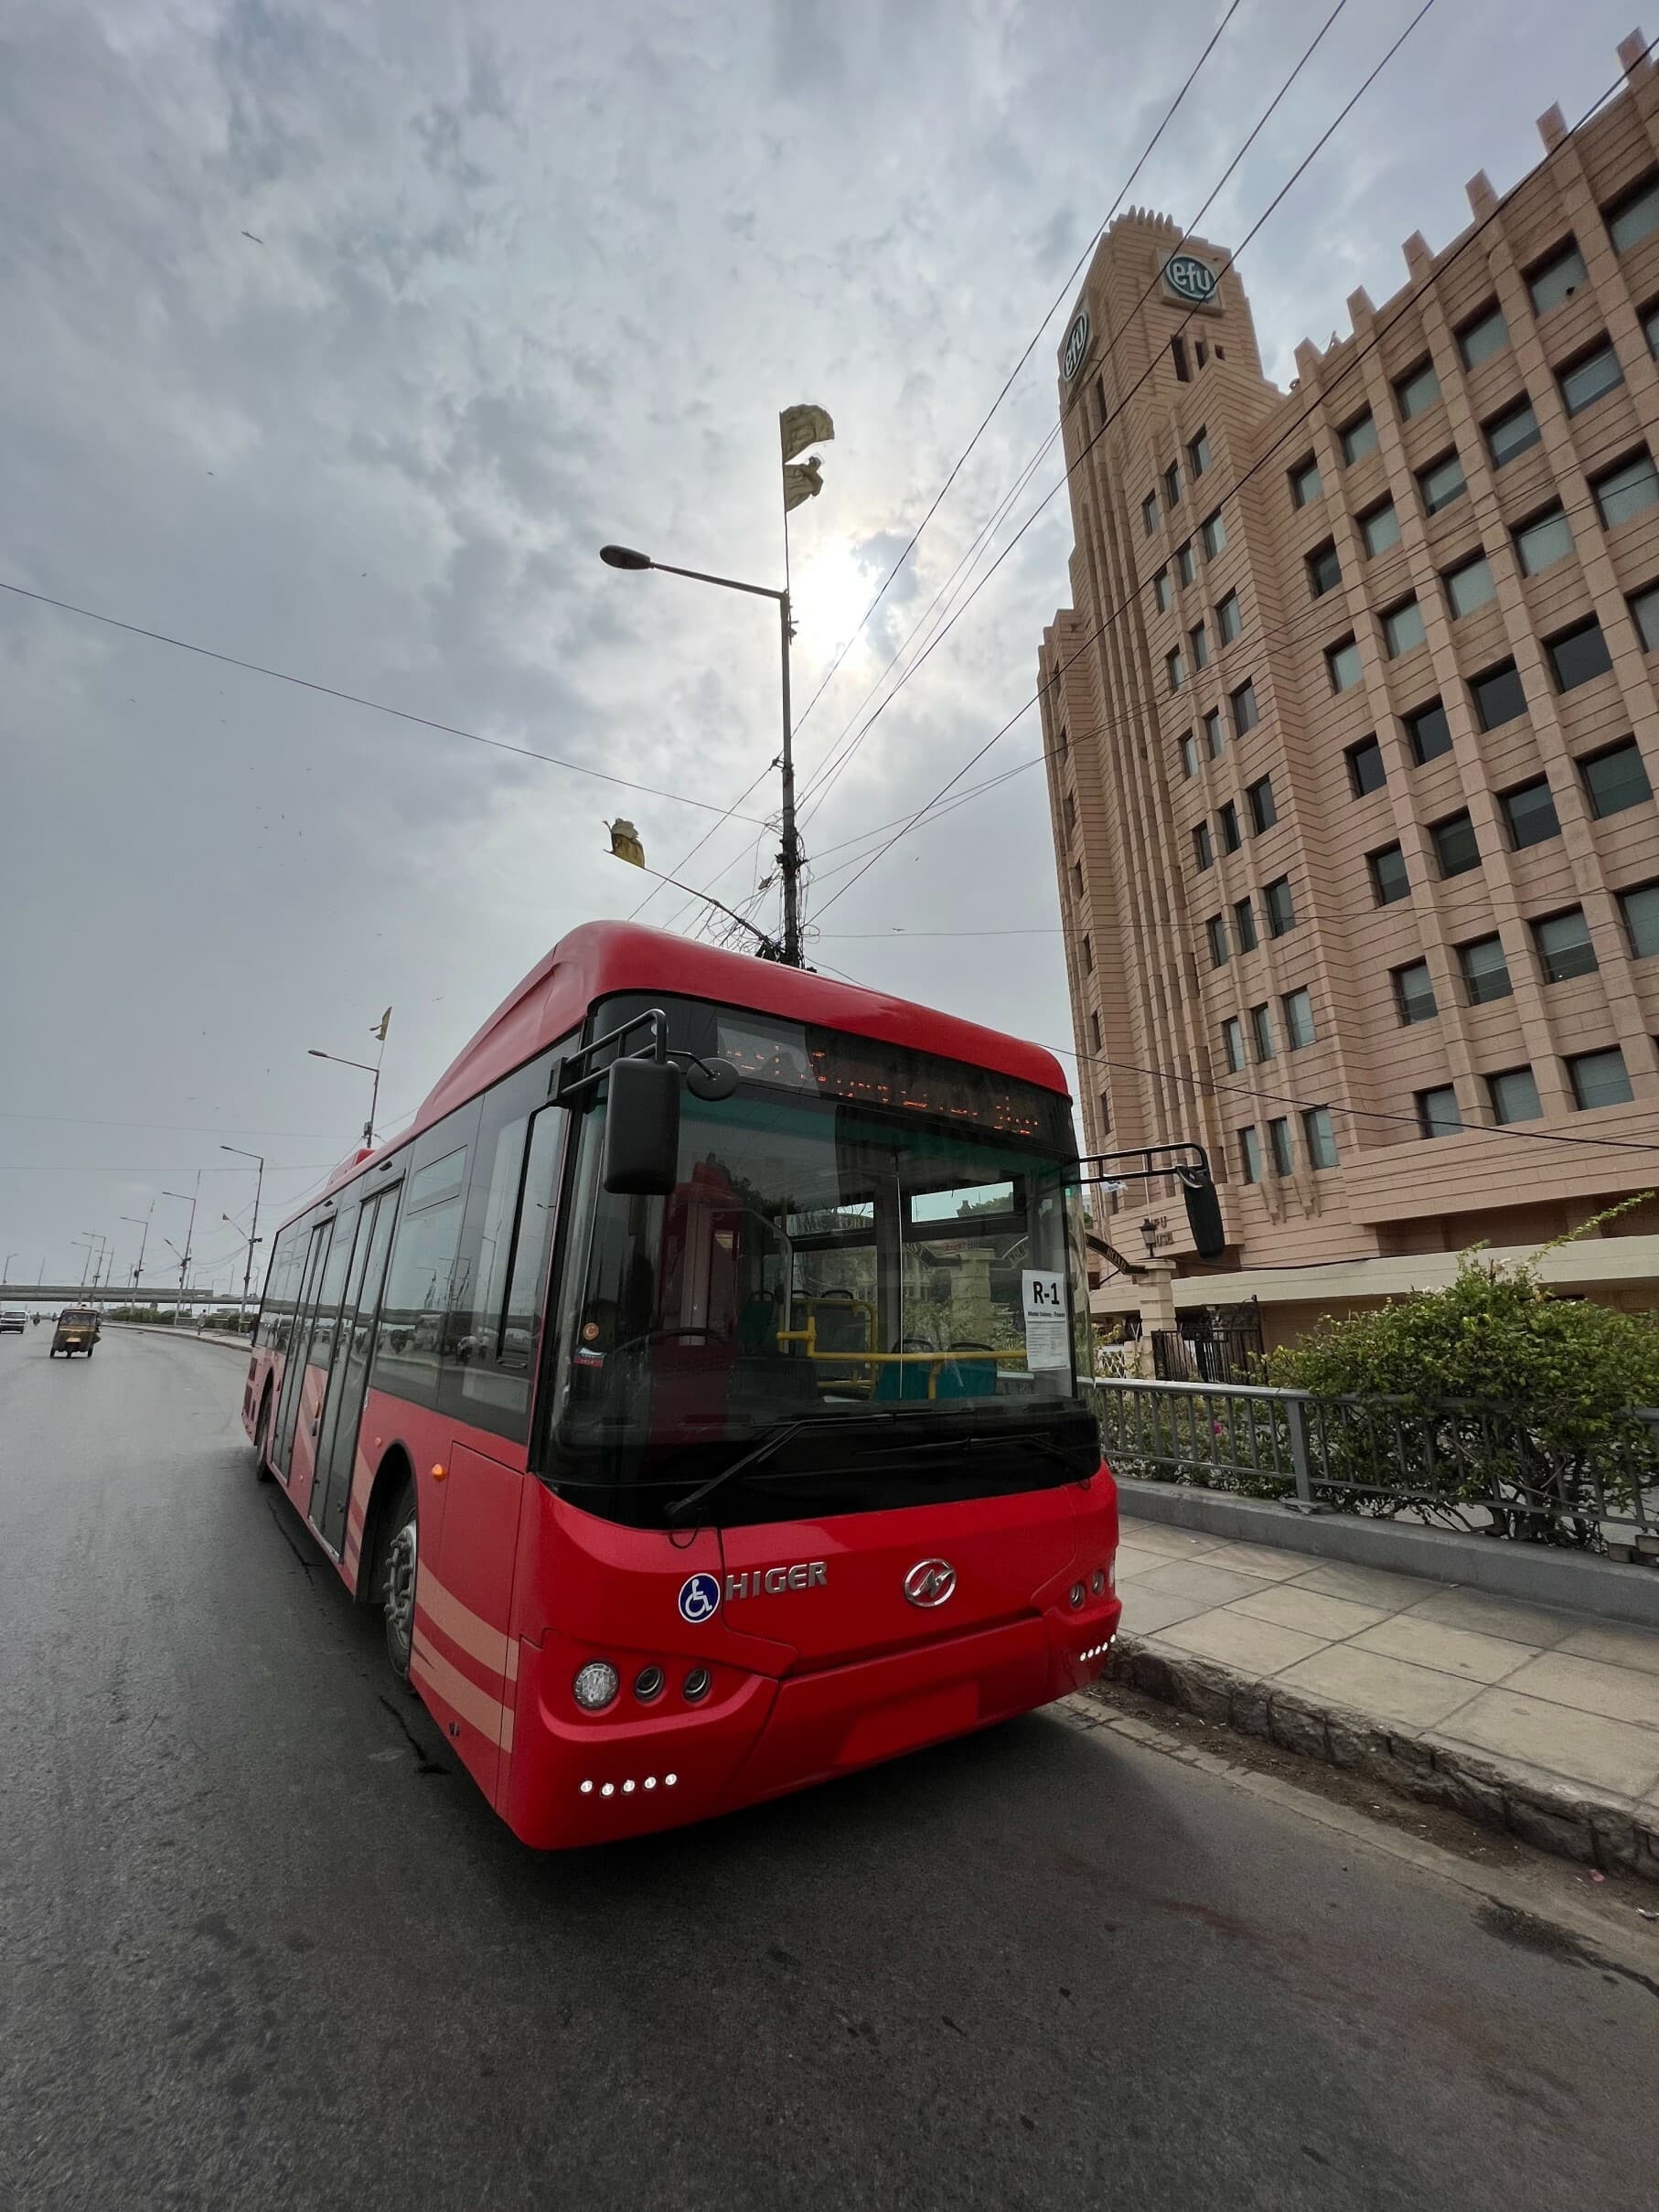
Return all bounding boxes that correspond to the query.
[370,1007,391,1042]
[779,403,834,464]
[606,817,645,867]
[782,456,825,512]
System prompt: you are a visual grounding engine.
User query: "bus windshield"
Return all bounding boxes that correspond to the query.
[544,1063,1094,1527]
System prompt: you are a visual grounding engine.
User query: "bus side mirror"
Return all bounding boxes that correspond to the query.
[1183,1177,1226,1260]
[602,1058,681,1195]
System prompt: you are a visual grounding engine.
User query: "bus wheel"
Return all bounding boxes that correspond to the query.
[381,1484,418,1682]
[252,1389,274,1482]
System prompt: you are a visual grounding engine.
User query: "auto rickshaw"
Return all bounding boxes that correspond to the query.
[51,1307,102,1356]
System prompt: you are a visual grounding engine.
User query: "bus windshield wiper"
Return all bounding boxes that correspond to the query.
[665,1413,896,1523]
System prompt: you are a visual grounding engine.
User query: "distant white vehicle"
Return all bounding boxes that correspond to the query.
[0,1309,26,1335]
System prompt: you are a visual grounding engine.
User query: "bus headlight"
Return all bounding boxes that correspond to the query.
[573,1661,620,1712]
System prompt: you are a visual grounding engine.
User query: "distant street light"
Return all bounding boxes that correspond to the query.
[162,1179,199,1306]
[309,1010,390,1149]
[2,1253,16,1285]
[121,1208,153,1289]
[219,1146,266,1317]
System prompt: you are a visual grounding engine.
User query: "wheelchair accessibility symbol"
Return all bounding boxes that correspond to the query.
[678,1573,722,1624]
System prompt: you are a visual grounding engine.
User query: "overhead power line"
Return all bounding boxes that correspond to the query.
[0,580,773,825]
[809,26,1644,927]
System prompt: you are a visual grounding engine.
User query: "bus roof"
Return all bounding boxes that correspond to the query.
[318,921,1072,1203]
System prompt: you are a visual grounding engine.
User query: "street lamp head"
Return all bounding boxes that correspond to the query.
[599,543,653,572]
[307,1048,329,1060]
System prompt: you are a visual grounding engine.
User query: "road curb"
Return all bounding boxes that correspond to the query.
[103,1324,250,1352]
[1093,1634,1659,1886]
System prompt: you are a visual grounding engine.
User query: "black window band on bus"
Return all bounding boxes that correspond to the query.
[586,992,1076,1158]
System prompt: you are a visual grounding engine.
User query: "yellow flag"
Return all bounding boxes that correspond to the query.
[780,403,834,464]
[783,457,825,512]
[370,1007,391,1042]
[607,818,645,868]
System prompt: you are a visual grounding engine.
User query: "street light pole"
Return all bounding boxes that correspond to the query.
[219,1146,265,1316]
[599,545,802,967]
[3,1253,16,1285]
[308,1050,382,1149]
[121,1207,152,1289]
[162,1177,199,1310]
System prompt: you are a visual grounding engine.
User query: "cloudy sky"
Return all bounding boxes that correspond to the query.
[0,0,1643,1292]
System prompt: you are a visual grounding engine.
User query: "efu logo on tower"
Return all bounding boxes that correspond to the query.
[1060,306,1091,384]
[1162,251,1221,310]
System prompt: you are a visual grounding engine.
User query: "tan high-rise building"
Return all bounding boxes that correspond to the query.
[1042,35,1659,1343]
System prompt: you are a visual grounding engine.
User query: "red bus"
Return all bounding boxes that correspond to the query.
[242,922,1120,1844]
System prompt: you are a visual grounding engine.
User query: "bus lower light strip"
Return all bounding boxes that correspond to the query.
[581,1774,679,1797]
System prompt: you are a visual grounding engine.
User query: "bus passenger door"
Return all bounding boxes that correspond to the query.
[309,1186,400,1557]
[287,1213,356,1524]
[270,1219,331,1485]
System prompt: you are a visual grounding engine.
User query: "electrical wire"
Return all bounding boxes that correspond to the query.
[0,580,774,825]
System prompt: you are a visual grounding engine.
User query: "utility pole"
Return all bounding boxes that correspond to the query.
[162,1176,199,1310]
[777,589,800,967]
[219,1147,265,1317]
[122,1207,152,1288]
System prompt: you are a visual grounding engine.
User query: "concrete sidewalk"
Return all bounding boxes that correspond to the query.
[1109,1512,1659,1877]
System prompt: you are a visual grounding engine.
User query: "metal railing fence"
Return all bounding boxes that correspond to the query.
[1088,1378,1659,1550]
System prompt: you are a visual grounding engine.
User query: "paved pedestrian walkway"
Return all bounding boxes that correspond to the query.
[1114,1513,1659,1828]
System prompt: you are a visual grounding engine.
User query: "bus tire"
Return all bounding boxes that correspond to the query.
[381,1480,418,1683]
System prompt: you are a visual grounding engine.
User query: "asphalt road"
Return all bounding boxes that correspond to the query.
[3,1328,1657,2212]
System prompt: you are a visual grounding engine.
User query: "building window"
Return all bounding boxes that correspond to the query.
[1172,336,1191,383]
[1238,1127,1263,1183]
[1458,934,1512,1003]
[1471,659,1526,731]
[1231,679,1259,736]
[1431,809,1481,877]
[1223,1015,1246,1071]
[1546,617,1612,693]
[1283,988,1315,1049]
[1098,1086,1112,1131]
[1190,428,1212,476]
[1558,339,1624,417]
[1096,375,1108,432]
[1618,880,1659,956]
[1418,452,1467,514]
[1307,540,1342,597]
[1302,1106,1338,1169]
[1632,583,1659,651]
[1361,500,1401,556]
[1167,646,1186,693]
[1218,800,1241,853]
[1247,775,1277,834]
[1327,636,1363,691]
[1418,1085,1462,1138]
[1180,731,1198,778]
[1190,622,1210,670]
[1082,933,1094,974]
[1648,301,1659,358]
[1486,399,1542,468]
[1250,1002,1275,1062]
[1396,359,1441,419]
[1607,174,1659,251]
[1515,505,1574,574]
[1568,1047,1633,1111]
[1458,304,1508,368]
[1384,598,1427,657]
[1290,456,1322,508]
[1533,907,1597,983]
[1143,492,1160,536]
[1054,720,1069,760]
[1193,822,1213,871]
[1089,1010,1103,1051]
[1154,567,1172,613]
[1176,542,1196,587]
[1527,240,1589,315]
[1488,1065,1543,1123]
[1264,876,1295,937]
[1164,461,1182,508]
[1215,591,1242,645]
[1206,914,1229,967]
[1071,860,1086,901]
[1580,737,1654,818]
[1501,776,1560,850]
[1202,510,1226,559]
[1340,411,1379,465]
[1592,451,1659,527]
[1063,788,1077,839]
[1347,735,1386,795]
[1204,708,1225,757]
[1392,958,1438,1025]
[1404,698,1453,764]
[1444,552,1496,618]
[1234,895,1258,952]
[1369,842,1410,904]
[1268,1117,1294,1176]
